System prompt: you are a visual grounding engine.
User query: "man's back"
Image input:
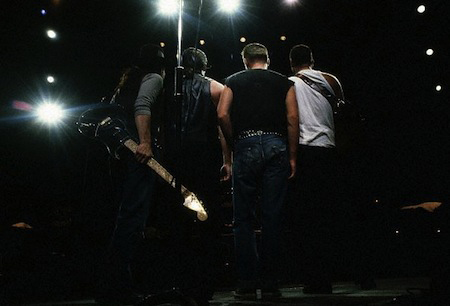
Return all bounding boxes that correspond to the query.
[226,69,292,138]
[290,69,336,148]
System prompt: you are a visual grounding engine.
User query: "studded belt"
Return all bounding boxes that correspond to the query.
[236,129,284,140]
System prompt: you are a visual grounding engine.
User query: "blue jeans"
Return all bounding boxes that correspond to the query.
[232,134,289,287]
[109,149,156,292]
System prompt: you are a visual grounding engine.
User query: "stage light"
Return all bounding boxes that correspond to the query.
[157,0,179,15]
[436,85,442,92]
[46,76,55,84]
[395,230,399,234]
[41,9,47,15]
[240,36,246,43]
[417,5,425,13]
[36,102,65,124]
[284,0,298,5]
[160,42,166,48]
[280,35,287,41]
[199,39,205,45]
[426,48,434,56]
[46,29,57,39]
[218,0,240,14]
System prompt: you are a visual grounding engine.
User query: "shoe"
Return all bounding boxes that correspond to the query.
[303,283,332,294]
[233,288,257,300]
[261,288,281,299]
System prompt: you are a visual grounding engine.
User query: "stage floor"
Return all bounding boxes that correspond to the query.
[24,277,435,306]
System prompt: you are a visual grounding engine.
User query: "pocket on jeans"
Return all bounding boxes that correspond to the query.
[269,143,288,165]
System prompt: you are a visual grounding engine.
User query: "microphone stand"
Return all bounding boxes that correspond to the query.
[174,0,184,194]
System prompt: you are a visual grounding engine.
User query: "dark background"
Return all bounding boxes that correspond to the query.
[0,0,449,301]
[1,0,449,208]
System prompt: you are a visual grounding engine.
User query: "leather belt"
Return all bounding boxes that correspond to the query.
[236,129,283,140]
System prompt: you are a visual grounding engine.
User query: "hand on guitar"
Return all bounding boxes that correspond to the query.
[135,142,153,163]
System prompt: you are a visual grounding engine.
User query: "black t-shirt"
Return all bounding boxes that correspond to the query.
[225,69,293,138]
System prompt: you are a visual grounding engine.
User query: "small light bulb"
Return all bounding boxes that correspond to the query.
[417,5,426,14]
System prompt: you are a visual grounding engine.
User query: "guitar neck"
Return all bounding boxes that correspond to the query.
[123,139,187,194]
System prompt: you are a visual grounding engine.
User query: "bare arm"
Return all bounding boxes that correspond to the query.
[323,73,344,100]
[217,86,234,151]
[135,114,153,163]
[285,86,299,179]
[210,80,231,181]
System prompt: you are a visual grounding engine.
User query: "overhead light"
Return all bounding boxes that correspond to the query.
[436,85,442,92]
[46,29,57,39]
[199,39,205,45]
[157,0,179,16]
[240,37,246,43]
[218,0,240,14]
[46,76,55,84]
[426,49,434,56]
[417,5,426,14]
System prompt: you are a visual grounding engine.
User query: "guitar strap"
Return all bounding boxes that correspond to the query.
[295,73,341,114]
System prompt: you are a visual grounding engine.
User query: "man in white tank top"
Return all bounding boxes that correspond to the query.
[288,44,344,294]
[289,45,344,147]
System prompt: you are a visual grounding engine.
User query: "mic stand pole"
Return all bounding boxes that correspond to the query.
[174,0,184,194]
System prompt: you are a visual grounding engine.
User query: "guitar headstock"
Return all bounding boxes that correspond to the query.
[182,191,208,221]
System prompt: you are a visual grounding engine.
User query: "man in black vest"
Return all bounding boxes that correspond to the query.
[218,43,299,299]
[164,47,231,304]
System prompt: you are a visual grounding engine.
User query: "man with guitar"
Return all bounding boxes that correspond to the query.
[98,44,166,305]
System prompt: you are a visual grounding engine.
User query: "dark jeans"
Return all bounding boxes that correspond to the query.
[289,145,340,285]
[232,134,289,288]
[109,150,156,292]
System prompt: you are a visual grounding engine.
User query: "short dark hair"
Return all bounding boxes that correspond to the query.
[182,47,208,72]
[241,43,269,63]
[135,43,165,73]
[289,44,314,67]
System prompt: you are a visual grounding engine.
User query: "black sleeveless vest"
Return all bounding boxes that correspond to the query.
[181,74,218,144]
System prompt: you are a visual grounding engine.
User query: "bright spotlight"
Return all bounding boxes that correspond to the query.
[46,29,57,39]
[284,0,298,5]
[218,0,240,13]
[36,102,64,124]
[417,5,426,13]
[199,39,205,45]
[280,35,287,41]
[41,9,47,15]
[46,75,55,83]
[158,0,179,15]
[160,42,166,48]
[426,48,434,56]
[436,85,442,92]
[240,36,246,43]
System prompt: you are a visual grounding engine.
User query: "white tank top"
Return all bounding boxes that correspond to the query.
[289,69,336,148]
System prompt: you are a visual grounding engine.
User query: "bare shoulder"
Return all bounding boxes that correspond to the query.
[321,72,344,99]
[210,79,225,105]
